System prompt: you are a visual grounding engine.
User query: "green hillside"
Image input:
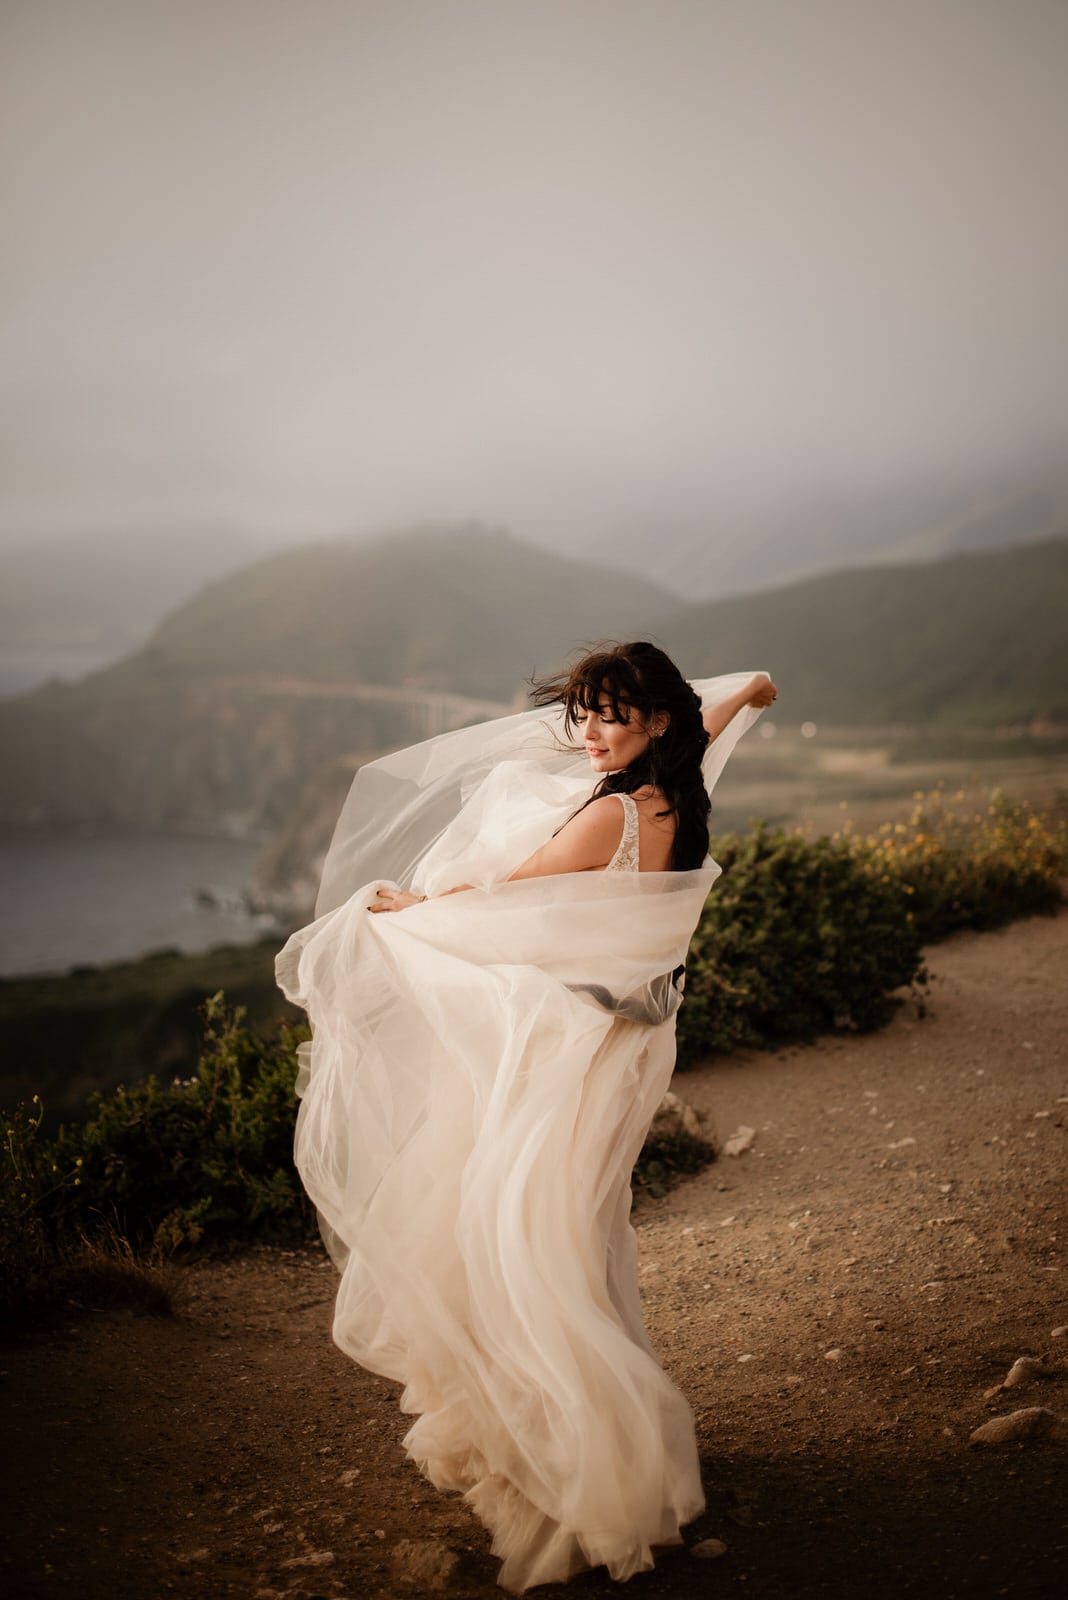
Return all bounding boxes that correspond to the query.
[0,941,297,1119]
[664,535,1068,727]
[101,522,676,698]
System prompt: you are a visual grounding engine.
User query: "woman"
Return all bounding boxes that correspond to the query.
[277,644,776,1592]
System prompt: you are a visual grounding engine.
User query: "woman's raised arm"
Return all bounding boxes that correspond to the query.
[702,672,777,743]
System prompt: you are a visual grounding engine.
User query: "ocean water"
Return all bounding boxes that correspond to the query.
[0,832,277,977]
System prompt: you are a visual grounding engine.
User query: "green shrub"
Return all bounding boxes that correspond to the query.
[677,824,925,1062]
[676,791,1065,1066]
[1,1095,72,1322]
[635,1126,714,1200]
[1,1097,176,1328]
[46,994,313,1252]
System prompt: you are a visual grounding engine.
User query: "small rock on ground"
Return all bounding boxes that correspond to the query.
[723,1125,756,1158]
[983,1355,1048,1398]
[691,1538,729,1559]
[650,1091,712,1147]
[970,1407,1068,1445]
[390,1537,461,1590]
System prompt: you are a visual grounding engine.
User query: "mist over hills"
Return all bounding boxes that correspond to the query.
[4,475,1064,698]
[105,524,675,698]
[588,478,1068,599]
[0,525,286,649]
[0,524,289,695]
[0,525,1064,838]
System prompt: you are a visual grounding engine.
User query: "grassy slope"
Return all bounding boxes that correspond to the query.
[663,535,1068,725]
[0,942,295,1121]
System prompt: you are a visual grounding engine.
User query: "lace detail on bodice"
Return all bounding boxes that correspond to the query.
[604,792,640,873]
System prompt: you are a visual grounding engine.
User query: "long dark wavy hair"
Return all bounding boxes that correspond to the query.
[530,641,710,870]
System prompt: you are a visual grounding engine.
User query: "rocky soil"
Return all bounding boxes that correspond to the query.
[2,914,1066,1599]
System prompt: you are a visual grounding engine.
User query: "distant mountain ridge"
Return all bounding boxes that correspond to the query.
[587,479,1068,599]
[99,522,676,699]
[0,525,1064,836]
[669,535,1068,727]
[5,477,1064,680]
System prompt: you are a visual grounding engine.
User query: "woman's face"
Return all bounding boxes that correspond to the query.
[575,697,656,773]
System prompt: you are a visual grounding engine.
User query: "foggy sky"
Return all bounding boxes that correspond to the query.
[2,0,1067,557]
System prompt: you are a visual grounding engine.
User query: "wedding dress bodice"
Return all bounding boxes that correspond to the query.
[604,792,640,873]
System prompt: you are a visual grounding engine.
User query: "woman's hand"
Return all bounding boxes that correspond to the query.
[368,887,425,913]
[746,672,778,709]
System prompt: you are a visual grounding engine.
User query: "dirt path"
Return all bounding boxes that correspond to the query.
[3,915,1066,1599]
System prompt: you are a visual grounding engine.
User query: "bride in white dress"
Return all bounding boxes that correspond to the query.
[276,643,776,1591]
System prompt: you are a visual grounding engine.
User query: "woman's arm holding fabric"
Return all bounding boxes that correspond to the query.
[369,883,472,911]
[369,796,624,909]
[702,672,777,742]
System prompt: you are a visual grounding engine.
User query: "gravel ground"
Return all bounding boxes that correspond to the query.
[2,913,1066,1600]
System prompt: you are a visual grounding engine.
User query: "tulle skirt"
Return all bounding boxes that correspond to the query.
[277,871,708,1590]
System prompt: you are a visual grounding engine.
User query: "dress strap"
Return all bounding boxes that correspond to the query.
[605,793,641,873]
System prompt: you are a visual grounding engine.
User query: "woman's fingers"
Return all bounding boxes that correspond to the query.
[368,887,420,912]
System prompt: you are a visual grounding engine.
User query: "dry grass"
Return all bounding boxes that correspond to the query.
[2,1224,179,1335]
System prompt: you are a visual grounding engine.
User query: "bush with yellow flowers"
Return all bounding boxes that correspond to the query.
[676,791,1064,1065]
[858,788,1066,943]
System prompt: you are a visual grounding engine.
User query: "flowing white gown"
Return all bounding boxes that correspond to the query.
[276,675,762,1591]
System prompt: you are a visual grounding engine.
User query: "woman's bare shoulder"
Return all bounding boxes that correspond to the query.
[565,794,629,833]
[508,795,625,880]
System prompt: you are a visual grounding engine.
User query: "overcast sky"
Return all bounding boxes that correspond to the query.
[2,0,1067,561]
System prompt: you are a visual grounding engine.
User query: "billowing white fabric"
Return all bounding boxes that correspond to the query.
[276,674,763,1591]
